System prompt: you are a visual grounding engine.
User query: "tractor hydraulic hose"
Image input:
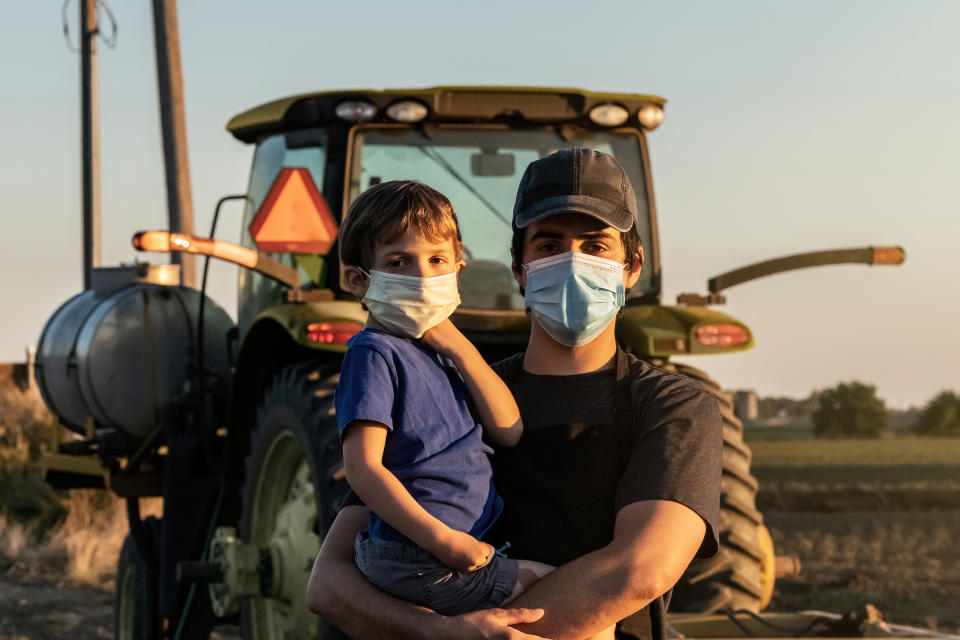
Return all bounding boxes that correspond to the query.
[708,246,905,294]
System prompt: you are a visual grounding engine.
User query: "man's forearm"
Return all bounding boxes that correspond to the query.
[508,540,656,639]
[507,501,706,640]
[307,506,444,640]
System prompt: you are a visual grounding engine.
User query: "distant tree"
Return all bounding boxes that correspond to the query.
[912,390,960,436]
[812,381,888,438]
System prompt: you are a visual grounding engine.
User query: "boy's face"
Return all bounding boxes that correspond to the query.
[512,211,643,291]
[342,229,463,298]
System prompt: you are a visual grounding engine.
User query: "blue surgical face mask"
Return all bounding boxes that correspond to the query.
[523,252,626,347]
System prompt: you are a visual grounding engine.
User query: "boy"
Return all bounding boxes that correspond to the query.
[335,180,554,617]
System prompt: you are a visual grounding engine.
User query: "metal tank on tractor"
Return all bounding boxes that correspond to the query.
[36,87,905,640]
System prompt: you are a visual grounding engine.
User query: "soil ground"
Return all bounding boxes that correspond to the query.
[0,568,242,640]
[0,570,112,640]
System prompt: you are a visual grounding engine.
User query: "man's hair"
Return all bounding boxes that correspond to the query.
[339,180,463,271]
[510,223,642,275]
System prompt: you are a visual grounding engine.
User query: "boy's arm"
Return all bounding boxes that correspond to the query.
[422,320,522,446]
[342,420,494,572]
[506,500,706,640]
[306,505,548,639]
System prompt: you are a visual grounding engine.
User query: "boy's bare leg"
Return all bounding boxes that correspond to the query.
[502,559,553,604]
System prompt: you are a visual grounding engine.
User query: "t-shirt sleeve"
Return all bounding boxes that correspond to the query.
[334,345,397,438]
[614,374,723,558]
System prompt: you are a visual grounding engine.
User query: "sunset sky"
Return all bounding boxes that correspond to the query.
[2,0,957,408]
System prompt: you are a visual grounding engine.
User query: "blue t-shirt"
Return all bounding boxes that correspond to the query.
[334,328,503,543]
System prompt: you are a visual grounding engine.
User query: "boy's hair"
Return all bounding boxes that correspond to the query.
[339,180,463,271]
[510,223,642,275]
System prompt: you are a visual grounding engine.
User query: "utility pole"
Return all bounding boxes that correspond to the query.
[81,0,100,291]
[152,0,196,287]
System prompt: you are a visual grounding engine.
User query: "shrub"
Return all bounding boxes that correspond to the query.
[913,390,960,437]
[812,381,888,439]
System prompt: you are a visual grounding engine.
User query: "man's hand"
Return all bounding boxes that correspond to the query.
[432,529,496,572]
[444,607,550,639]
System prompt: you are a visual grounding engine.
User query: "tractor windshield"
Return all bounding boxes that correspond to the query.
[349,126,653,310]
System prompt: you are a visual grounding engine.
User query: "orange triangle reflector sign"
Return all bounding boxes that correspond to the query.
[249,167,338,254]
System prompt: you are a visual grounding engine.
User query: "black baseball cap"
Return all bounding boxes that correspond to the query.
[512,148,638,232]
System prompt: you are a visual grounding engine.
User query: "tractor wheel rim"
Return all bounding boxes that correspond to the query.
[116,566,137,640]
[248,429,321,640]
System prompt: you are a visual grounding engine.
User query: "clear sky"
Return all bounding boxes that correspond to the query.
[2,0,957,408]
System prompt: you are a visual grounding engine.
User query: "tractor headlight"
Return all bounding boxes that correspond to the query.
[637,104,665,131]
[335,100,377,122]
[588,103,629,127]
[386,100,429,123]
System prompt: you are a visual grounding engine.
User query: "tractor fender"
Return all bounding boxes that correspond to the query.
[617,304,755,359]
[219,300,364,526]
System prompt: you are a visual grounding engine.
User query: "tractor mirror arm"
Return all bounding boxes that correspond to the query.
[707,246,905,294]
[133,231,300,289]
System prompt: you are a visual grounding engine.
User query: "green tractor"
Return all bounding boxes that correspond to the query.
[36,87,903,639]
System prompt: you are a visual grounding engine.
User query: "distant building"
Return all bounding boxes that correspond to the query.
[733,389,758,422]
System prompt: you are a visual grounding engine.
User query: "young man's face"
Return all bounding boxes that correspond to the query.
[342,229,463,298]
[513,211,643,291]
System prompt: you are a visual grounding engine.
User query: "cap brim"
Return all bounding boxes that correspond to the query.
[513,194,634,232]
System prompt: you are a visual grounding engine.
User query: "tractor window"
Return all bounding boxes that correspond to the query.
[238,129,327,334]
[349,127,653,310]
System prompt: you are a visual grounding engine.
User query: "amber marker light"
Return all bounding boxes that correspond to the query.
[695,323,750,348]
[871,246,906,265]
[307,321,363,344]
[133,231,172,252]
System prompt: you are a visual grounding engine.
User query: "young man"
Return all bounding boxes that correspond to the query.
[308,149,722,640]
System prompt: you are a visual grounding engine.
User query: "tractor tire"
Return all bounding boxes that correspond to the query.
[660,362,771,613]
[115,517,160,640]
[239,361,349,640]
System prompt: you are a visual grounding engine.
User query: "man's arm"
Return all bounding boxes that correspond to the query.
[306,505,548,640]
[507,499,706,640]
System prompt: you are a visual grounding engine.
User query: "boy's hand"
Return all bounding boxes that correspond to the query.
[433,530,496,573]
[422,319,472,362]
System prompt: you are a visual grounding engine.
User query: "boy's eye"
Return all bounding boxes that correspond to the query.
[429,256,448,264]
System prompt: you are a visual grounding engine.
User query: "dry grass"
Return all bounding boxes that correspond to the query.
[0,385,161,589]
[768,511,960,632]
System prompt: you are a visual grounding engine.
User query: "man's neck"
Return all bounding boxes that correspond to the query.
[522,321,617,375]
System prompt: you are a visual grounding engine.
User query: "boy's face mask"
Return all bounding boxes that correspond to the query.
[360,270,461,339]
[523,251,626,347]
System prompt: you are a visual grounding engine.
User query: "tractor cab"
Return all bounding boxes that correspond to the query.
[228,88,666,346]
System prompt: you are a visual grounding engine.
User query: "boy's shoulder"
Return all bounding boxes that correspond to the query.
[346,328,439,367]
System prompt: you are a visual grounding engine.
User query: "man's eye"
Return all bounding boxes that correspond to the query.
[388,258,405,267]
[538,243,558,253]
[429,256,448,264]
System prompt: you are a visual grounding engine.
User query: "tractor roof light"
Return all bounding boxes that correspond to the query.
[335,100,377,122]
[695,323,750,348]
[637,104,665,131]
[588,103,629,127]
[386,100,429,123]
[307,321,362,344]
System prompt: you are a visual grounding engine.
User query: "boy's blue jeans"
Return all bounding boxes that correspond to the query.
[354,530,519,615]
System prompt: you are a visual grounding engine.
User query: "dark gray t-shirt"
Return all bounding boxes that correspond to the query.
[487,351,722,640]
